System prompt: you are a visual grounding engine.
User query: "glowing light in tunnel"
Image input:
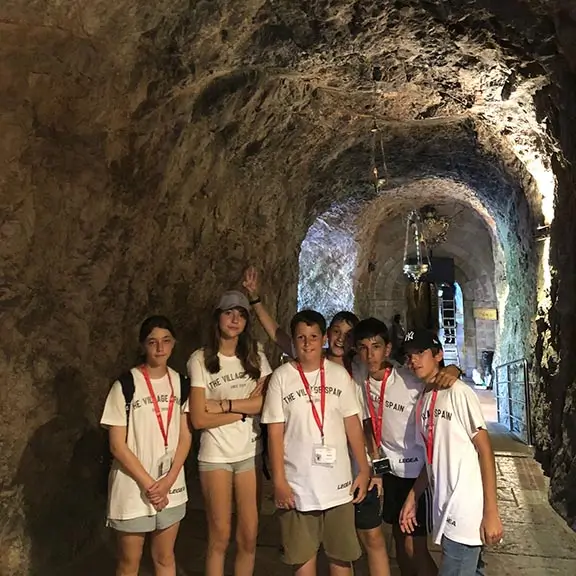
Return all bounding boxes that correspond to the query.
[524,157,556,226]
[540,235,552,298]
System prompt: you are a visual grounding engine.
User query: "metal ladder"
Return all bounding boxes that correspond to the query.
[440,289,460,366]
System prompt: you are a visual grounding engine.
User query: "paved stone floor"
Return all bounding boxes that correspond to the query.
[65,389,576,575]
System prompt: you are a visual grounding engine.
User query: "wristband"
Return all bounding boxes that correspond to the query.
[249,297,261,305]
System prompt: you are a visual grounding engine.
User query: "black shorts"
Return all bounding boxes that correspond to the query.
[381,473,432,537]
[354,485,382,530]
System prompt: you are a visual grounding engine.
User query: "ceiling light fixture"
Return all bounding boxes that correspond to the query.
[420,205,450,246]
[403,209,432,282]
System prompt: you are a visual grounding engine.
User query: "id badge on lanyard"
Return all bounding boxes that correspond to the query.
[157,451,175,478]
[141,367,176,479]
[366,368,392,475]
[312,444,337,467]
[296,361,337,468]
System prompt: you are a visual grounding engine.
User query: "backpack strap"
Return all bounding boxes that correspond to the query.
[118,371,135,430]
[178,372,191,407]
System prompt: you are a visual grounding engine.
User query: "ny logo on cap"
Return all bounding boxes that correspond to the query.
[405,331,415,341]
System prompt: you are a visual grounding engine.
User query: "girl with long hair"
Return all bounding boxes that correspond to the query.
[101,315,192,576]
[188,290,272,576]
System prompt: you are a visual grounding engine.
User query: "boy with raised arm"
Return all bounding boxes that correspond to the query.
[261,310,371,576]
[400,329,503,576]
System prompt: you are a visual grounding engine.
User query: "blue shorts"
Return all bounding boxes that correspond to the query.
[440,535,485,576]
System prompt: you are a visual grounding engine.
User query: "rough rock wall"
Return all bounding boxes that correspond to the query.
[0,9,313,573]
[531,36,576,528]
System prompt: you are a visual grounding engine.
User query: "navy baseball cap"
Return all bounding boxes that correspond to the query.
[403,329,442,353]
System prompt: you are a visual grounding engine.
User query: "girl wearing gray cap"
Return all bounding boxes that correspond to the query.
[188,291,272,576]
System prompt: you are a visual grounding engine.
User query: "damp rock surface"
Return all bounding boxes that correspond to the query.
[2,1,576,572]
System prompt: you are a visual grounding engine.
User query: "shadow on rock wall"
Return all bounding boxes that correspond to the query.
[15,367,107,575]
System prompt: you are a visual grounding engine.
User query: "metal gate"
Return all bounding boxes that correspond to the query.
[494,358,532,445]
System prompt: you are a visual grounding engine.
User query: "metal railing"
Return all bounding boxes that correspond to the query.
[494,358,532,445]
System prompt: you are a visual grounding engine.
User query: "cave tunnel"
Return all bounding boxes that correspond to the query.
[2,0,576,574]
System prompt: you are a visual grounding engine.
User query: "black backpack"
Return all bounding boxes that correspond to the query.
[100,370,191,493]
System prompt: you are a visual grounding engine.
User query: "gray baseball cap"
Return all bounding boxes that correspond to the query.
[216,290,250,313]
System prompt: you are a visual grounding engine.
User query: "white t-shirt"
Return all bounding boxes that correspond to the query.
[188,348,272,463]
[349,356,370,477]
[354,363,426,478]
[261,360,360,511]
[100,367,189,520]
[417,380,486,545]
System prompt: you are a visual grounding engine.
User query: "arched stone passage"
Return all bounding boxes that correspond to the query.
[361,203,500,375]
[301,140,528,357]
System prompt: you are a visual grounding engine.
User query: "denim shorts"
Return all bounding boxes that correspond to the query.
[440,535,485,576]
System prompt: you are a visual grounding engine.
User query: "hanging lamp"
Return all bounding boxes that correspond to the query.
[403,209,432,282]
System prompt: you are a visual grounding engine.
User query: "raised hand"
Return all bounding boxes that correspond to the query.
[242,266,259,298]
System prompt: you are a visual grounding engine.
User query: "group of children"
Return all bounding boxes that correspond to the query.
[101,267,503,576]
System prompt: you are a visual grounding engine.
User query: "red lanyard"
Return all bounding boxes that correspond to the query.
[296,360,326,442]
[417,389,439,464]
[141,366,175,451]
[364,367,392,446]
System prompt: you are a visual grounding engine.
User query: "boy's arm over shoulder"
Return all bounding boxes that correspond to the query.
[450,381,486,439]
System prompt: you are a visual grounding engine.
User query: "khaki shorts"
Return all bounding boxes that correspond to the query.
[278,502,361,565]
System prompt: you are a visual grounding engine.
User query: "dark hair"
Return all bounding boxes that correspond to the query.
[329,311,359,330]
[353,317,390,345]
[290,310,327,337]
[139,315,176,343]
[204,308,261,380]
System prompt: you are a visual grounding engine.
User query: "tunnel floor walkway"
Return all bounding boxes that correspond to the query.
[66,389,576,576]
